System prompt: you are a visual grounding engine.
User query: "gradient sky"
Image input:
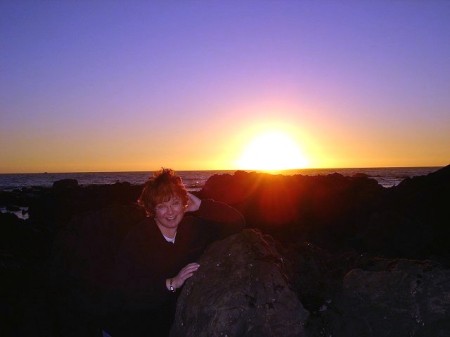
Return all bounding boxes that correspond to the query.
[1,1,449,173]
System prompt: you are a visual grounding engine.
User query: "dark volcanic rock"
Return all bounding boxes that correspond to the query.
[52,178,79,190]
[200,166,450,262]
[197,167,450,336]
[171,229,309,337]
[200,171,384,251]
[2,166,449,336]
[354,165,450,261]
[28,182,142,231]
[331,259,450,337]
[49,204,145,335]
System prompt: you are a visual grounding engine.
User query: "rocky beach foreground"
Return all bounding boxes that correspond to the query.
[1,165,449,336]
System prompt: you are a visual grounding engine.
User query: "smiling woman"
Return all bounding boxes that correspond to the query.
[236,130,309,171]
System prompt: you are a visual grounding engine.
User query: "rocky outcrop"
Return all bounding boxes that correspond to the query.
[358,165,450,261]
[171,229,309,337]
[200,166,450,262]
[330,259,450,337]
[28,181,142,232]
[52,178,79,190]
[1,166,449,336]
[49,204,145,335]
[1,203,145,337]
[200,171,385,250]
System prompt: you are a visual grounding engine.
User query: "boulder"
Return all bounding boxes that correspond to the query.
[52,178,79,190]
[331,258,450,337]
[170,229,309,337]
[200,171,384,251]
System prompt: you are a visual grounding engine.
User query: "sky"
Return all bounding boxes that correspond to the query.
[1,1,449,173]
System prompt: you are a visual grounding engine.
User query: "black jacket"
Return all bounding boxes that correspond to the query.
[104,199,245,336]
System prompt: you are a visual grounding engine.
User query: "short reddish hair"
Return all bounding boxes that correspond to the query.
[138,168,188,216]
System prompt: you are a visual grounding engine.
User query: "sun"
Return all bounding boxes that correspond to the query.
[236,130,309,171]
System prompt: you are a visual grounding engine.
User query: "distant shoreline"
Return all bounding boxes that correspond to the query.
[0,165,444,176]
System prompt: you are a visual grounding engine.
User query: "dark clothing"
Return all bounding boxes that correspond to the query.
[104,199,245,336]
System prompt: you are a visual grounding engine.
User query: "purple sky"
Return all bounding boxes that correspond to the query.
[1,1,449,173]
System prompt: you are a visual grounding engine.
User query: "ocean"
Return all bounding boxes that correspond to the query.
[0,167,443,192]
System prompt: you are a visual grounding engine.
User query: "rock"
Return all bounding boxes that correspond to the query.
[355,164,450,262]
[28,182,142,231]
[170,229,309,337]
[200,166,450,262]
[200,171,384,252]
[200,171,252,206]
[2,166,449,336]
[52,178,79,190]
[331,258,450,337]
[49,204,145,335]
[0,212,37,259]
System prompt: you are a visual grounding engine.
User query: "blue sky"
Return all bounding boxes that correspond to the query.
[1,1,449,173]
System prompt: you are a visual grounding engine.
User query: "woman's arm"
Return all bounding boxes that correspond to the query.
[187,193,246,237]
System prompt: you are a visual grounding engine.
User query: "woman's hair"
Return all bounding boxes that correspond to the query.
[137,168,188,217]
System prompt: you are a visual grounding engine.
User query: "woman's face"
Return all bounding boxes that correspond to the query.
[154,195,186,231]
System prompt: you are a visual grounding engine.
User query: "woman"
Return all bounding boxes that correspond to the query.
[104,168,245,336]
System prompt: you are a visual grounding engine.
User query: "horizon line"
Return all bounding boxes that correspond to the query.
[0,165,446,175]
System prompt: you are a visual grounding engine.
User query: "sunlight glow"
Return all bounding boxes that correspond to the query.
[236,130,309,171]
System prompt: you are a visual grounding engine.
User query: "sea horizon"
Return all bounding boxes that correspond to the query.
[0,164,444,175]
[0,166,445,192]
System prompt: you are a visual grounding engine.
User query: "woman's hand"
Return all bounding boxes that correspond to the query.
[167,262,200,291]
[185,192,202,212]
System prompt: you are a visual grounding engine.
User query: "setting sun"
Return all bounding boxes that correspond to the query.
[236,130,309,171]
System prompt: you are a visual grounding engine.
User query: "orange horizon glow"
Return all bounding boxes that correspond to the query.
[0,114,448,175]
